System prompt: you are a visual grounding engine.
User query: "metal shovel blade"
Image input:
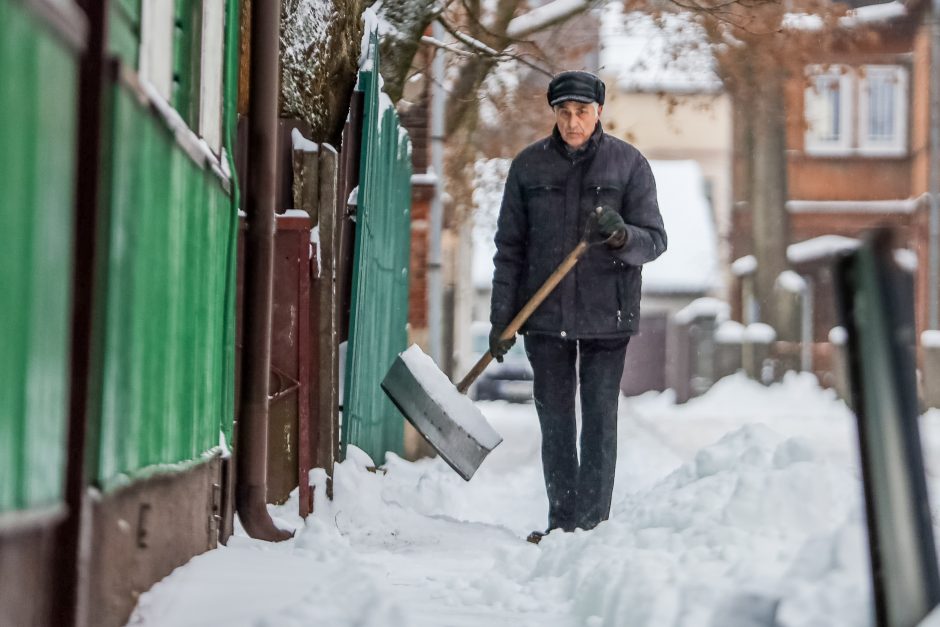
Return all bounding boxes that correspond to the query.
[381,344,502,480]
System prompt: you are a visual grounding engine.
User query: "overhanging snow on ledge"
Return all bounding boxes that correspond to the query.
[786,198,921,214]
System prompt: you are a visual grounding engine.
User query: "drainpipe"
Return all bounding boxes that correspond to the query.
[428,20,445,366]
[237,0,292,541]
[930,0,940,328]
[57,3,95,625]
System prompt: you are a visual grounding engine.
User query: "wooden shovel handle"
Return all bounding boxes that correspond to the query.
[456,239,590,393]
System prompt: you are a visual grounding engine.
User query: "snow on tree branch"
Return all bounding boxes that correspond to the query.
[505,0,592,39]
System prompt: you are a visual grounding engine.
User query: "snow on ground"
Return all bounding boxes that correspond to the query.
[127,372,940,627]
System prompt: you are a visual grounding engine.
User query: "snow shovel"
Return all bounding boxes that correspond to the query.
[382,208,614,480]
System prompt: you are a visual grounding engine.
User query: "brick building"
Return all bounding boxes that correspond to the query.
[730,0,937,379]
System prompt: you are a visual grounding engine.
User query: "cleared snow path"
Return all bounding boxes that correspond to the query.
[127,372,940,627]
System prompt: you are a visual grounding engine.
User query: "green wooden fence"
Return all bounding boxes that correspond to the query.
[0,0,80,513]
[88,80,235,489]
[0,0,240,506]
[342,32,413,464]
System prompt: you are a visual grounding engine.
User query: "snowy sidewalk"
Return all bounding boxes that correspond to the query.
[126,373,940,627]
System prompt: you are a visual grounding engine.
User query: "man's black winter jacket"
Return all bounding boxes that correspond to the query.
[490,123,667,339]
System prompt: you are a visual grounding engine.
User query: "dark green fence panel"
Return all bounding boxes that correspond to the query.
[92,80,233,488]
[0,0,80,513]
[108,0,140,67]
[342,33,413,464]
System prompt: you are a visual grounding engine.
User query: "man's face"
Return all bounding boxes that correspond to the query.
[554,101,602,150]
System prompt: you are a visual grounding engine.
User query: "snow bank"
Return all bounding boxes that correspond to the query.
[129,372,910,627]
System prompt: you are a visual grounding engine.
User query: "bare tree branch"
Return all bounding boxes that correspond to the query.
[430,20,553,76]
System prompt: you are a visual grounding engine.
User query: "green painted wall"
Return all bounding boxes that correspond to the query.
[0,0,80,513]
[108,0,140,67]
[91,82,233,488]
[342,33,413,465]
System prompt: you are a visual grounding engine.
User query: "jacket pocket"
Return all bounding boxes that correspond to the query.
[586,184,623,213]
[525,184,563,199]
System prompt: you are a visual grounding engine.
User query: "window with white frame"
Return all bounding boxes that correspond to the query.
[139,0,175,101]
[804,65,853,155]
[803,63,909,157]
[200,0,225,154]
[858,65,908,155]
[138,0,228,157]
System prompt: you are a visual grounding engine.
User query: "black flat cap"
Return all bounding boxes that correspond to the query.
[547,71,606,107]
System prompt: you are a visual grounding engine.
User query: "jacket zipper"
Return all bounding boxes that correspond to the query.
[616,276,624,329]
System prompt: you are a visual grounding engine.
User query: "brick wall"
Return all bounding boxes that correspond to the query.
[399,60,433,332]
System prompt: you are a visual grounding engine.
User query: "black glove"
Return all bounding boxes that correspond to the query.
[489,326,516,363]
[597,206,628,249]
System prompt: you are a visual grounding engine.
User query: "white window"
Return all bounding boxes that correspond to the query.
[804,65,853,155]
[200,0,225,154]
[858,65,908,156]
[139,0,175,101]
[803,63,909,157]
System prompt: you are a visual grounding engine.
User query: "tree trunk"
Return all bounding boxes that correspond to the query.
[750,69,790,330]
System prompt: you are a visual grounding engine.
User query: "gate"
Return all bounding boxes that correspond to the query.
[342,32,413,464]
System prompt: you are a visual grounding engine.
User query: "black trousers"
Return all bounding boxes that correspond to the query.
[523,334,630,532]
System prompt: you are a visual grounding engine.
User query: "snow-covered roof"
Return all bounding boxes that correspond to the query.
[599,6,722,94]
[783,0,907,30]
[643,160,720,295]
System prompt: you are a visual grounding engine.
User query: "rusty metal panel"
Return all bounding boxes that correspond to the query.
[267,213,312,504]
[84,455,223,627]
[0,507,64,626]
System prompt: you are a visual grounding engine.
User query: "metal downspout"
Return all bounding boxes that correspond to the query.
[219,0,242,545]
[236,0,292,541]
[428,21,445,365]
[56,2,98,624]
[930,0,940,328]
